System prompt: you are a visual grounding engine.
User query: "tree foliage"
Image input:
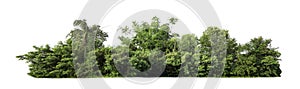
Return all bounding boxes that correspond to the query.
[17,17,282,78]
[233,37,282,77]
[17,39,76,78]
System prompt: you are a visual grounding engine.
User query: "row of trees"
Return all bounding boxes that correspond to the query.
[17,17,281,78]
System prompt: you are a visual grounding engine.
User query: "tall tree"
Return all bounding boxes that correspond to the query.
[178,34,200,77]
[198,27,234,77]
[70,19,108,77]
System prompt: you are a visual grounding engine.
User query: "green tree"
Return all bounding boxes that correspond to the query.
[178,34,200,77]
[112,17,180,77]
[17,20,109,78]
[233,37,281,77]
[69,20,109,77]
[198,27,237,77]
[17,39,76,78]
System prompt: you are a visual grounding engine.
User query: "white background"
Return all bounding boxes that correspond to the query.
[0,0,299,89]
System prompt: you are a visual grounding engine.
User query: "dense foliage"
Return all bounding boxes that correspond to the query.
[17,17,281,78]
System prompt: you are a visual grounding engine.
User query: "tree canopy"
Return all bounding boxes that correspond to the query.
[17,17,282,78]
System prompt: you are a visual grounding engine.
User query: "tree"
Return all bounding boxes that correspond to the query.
[17,20,109,78]
[178,34,200,77]
[68,19,109,77]
[16,39,76,78]
[198,27,229,77]
[113,17,178,77]
[197,27,247,77]
[233,37,281,77]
